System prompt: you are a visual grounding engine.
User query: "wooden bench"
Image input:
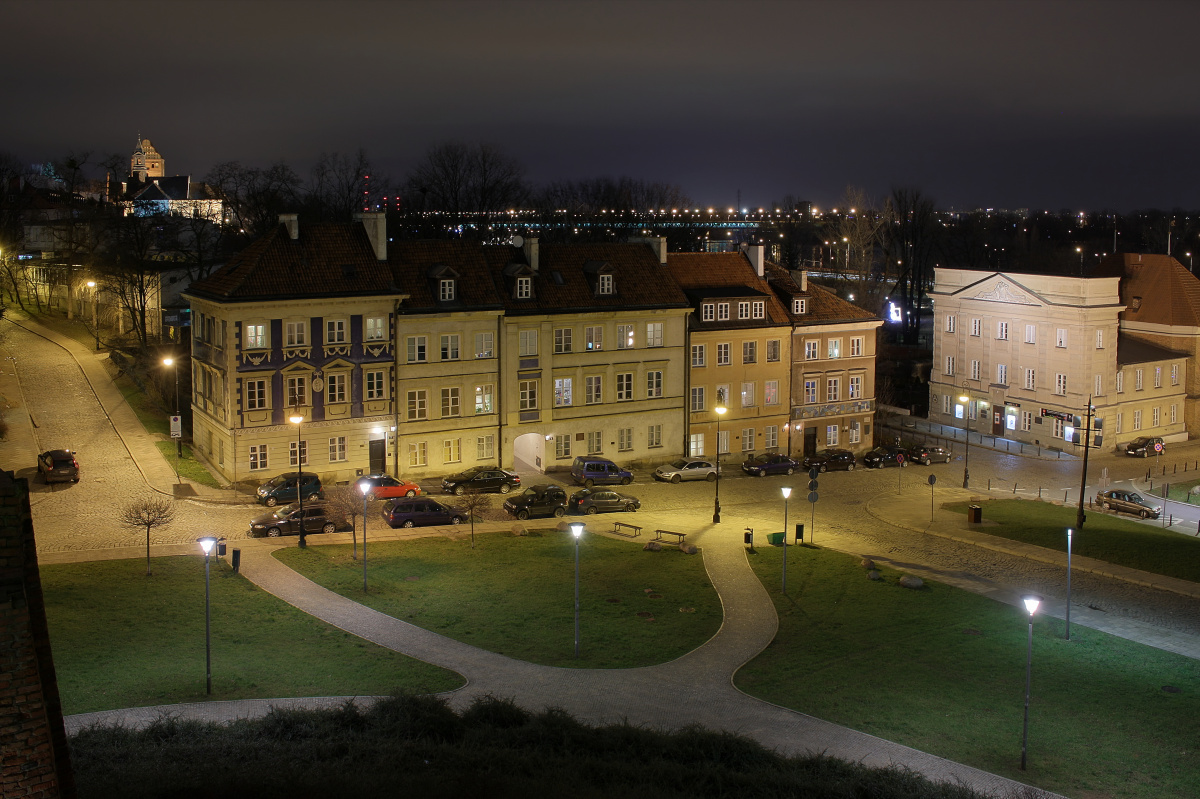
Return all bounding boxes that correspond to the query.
[610,521,642,538]
[654,529,687,544]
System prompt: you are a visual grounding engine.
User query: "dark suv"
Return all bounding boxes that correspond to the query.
[249,502,337,537]
[503,485,569,519]
[256,472,323,506]
[906,445,952,465]
[1125,437,1165,457]
[37,449,80,483]
[801,449,857,472]
[382,498,467,528]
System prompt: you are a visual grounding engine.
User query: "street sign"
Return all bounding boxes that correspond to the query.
[896,452,905,464]
[807,491,818,503]
[808,478,818,491]
[170,416,182,439]
[1154,442,1164,453]
[808,466,820,480]
[927,473,937,486]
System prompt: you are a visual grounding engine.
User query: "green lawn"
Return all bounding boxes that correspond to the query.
[946,499,1200,583]
[152,440,221,487]
[42,557,463,715]
[275,530,722,669]
[736,545,1200,799]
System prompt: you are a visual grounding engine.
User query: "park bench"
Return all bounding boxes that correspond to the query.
[654,529,686,544]
[610,521,642,538]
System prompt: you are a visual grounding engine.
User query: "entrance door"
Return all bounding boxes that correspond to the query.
[369,438,386,475]
[803,426,817,457]
[992,409,1003,437]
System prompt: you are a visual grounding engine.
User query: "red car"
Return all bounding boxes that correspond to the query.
[354,474,422,500]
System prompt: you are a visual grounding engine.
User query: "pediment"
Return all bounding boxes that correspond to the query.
[958,275,1043,306]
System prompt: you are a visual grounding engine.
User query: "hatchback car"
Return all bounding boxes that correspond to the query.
[256,472,323,506]
[801,449,857,472]
[382,498,467,528]
[37,449,80,483]
[249,502,337,537]
[354,474,422,500]
[863,446,908,469]
[741,453,800,477]
[654,458,718,483]
[1095,489,1162,519]
[906,445,952,465]
[1125,437,1165,457]
[441,466,521,495]
[503,485,569,519]
[568,489,640,515]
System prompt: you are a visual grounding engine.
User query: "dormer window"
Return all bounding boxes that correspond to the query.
[701,303,714,321]
[793,298,807,315]
[439,279,456,301]
[598,273,614,295]
[738,301,750,319]
[717,303,730,321]
[516,276,532,299]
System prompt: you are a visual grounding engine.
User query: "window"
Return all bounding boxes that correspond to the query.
[409,442,427,467]
[1053,417,1064,438]
[717,343,731,365]
[477,435,495,460]
[1171,364,1179,385]
[329,436,347,462]
[1116,371,1124,393]
[365,316,387,341]
[587,431,603,454]
[804,379,817,404]
[827,377,840,402]
[516,276,532,299]
[585,326,603,351]
[764,425,778,449]
[286,321,307,347]
[519,380,538,410]
[1096,329,1104,349]
[1133,409,1142,430]
[945,315,956,333]
[585,375,603,404]
[848,421,861,444]
[1171,404,1178,424]
[245,379,267,410]
[849,375,862,399]
[1153,407,1161,426]
[690,386,706,412]
[441,387,460,417]
[1154,367,1162,388]
[942,394,950,414]
[444,438,462,463]
[597,273,614,294]
[945,356,955,376]
[1025,325,1036,344]
[290,439,307,467]
[742,428,755,452]
[717,429,729,454]
[1021,411,1032,431]
[766,339,781,362]
[287,375,307,407]
[1135,369,1143,390]
[997,321,1008,340]
[366,370,386,400]
[1056,329,1067,348]
[475,332,494,358]
[1094,374,1103,396]
[997,364,1007,385]
[326,373,347,403]
[688,433,704,457]
[691,344,706,367]
[407,389,428,420]
[826,424,838,446]
[647,424,662,447]
[554,328,573,353]
[1055,373,1067,395]
[619,428,633,451]
[717,303,730,321]
[407,336,427,363]
[741,382,755,407]
[765,380,779,405]
[245,324,267,349]
[249,444,268,471]
[715,386,729,408]
[326,319,346,343]
[828,339,841,359]
[738,301,750,319]
[805,341,819,360]
[971,360,981,381]
[793,298,807,315]
[971,318,981,337]
[617,324,634,349]
[519,330,538,356]
[850,337,863,357]
[1115,413,1123,434]
[554,378,572,407]
[1024,368,1035,390]
[646,370,663,398]
[752,300,765,319]
[554,434,570,459]
[439,279,456,301]
[440,334,460,360]
[617,373,633,400]
[743,341,757,364]
[475,384,494,414]
[646,322,664,347]
[701,303,715,321]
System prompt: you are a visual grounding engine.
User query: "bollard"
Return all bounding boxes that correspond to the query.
[1149,479,1154,492]
[1013,482,1018,494]
[1064,489,1069,503]
[1038,487,1042,499]
[1146,468,1151,481]
[1174,464,1178,475]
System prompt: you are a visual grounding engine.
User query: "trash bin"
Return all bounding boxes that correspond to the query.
[766,532,785,546]
[968,504,982,523]
[231,548,241,573]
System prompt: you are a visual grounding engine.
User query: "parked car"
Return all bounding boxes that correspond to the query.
[37,449,80,483]
[570,456,634,487]
[441,466,521,495]
[354,473,422,500]
[382,497,467,528]
[256,472,323,506]
[801,449,857,472]
[568,488,640,515]
[741,453,800,477]
[654,458,718,483]
[863,446,908,469]
[249,502,337,537]
[1095,489,1162,519]
[503,485,569,519]
[1125,437,1165,457]
[906,445,952,465]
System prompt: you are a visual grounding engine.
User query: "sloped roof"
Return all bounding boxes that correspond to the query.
[1116,333,1189,365]
[665,252,791,326]
[763,260,880,324]
[1099,254,1200,328]
[391,241,504,312]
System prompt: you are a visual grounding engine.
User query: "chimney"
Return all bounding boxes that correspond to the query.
[747,245,764,277]
[523,237,539,273]
[355,212,387,261]
[800,270,808,292]
[278,213,299,240]
[631,236,668,264]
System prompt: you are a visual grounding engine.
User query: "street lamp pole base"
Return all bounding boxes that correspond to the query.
[962,469,970,490]
[712,501,721,524]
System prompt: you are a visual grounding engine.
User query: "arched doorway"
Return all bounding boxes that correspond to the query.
[513,432,546,474]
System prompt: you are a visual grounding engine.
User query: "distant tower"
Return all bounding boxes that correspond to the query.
[130,135,165,181]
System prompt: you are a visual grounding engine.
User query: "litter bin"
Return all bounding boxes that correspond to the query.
[968,504,982,523]
[231,548,241,573]
[766,532,785,546]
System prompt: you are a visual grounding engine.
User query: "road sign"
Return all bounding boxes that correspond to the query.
[807,491,818,503]
[808,466,820,480]
[808,478,818,491]
[896,452,905,464]
[170,415,182,439]
[927,473,937,486]
[1154,442,1164,452]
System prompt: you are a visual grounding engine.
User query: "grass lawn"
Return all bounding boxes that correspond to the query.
[944,499,1200,583]
[275,530,722,669]
[42,557,463,715]
[735,545,1200,799]
[152,440,221,488]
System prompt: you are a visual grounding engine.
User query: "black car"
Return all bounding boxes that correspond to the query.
[1125,437,1165,457]
[905,445,952,465]
[801,449,857,472]
[249,502,337,537]
[256,472,323,506]
[382,498,467,528]
[741,453,801,477]
[503,485,569,520]
[568,488,640,515]
[441,466,521,495]
[37,449,80,483]
[863,446,908,469]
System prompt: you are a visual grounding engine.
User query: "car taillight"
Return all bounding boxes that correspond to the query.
[73,459,79,469]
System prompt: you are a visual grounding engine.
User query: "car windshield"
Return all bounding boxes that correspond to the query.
[1128,493,1146,503]
[670,459,689,469]
[749,454,771,464]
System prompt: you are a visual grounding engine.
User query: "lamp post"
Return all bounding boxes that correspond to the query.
[1065,529,1073,640]
[958,381,971,489]
[781,486,792,594]
[163,357,182,478]
[713,403,727,523]
[571,522,584,658]
[197,536,218,695]
[86,281,99,349]
[290,412,307,548]
[1020,595,1041,770]
[359,480,370,591]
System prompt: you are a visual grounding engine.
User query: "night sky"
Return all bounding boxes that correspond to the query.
[7,0,1200,212]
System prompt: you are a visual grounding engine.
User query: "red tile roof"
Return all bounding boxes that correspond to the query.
[665,252,792,326]
[1099,254,1200,327]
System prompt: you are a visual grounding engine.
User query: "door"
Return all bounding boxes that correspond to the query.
[803,426,817,457]
[992,409,1003,437]
[369,438,386,475]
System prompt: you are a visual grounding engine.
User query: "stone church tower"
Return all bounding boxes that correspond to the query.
[130,135,165,181]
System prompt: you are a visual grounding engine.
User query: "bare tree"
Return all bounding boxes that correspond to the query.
[456,490,494,549]
[323,484,365,559]
[403,141,529,226]
[881,188,939,344]
[119,496,176,576]
[205,160,303,239]
[304,149,380,223]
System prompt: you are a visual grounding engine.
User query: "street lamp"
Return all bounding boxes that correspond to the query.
[958,381,971,489]
[359,480,370,591]
[1065,529,1073,640]
[163,357,182,476]
[290,412,307,548]
[197,536,220,695]
[781,486,792,594]
[571,522,584,658]
[1020,594,1041,770]
[713,403,727,523]
[86,281,99,350]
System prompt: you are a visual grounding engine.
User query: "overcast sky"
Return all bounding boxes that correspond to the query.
[7,0,1200,211]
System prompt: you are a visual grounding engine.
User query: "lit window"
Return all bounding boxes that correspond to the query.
[365,316,386,341]
[475,384,494,414]
[554,378,572,407]
[476,332,494,358]
[585,326,603,351]
[407,389,428,420]
[617,324,634,349]
[245,324,267,349]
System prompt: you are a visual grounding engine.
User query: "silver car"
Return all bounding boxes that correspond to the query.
[654,458,718,483]
[1096,489,1162,519]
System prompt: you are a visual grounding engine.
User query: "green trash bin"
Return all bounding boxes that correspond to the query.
[766,532,785,546]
